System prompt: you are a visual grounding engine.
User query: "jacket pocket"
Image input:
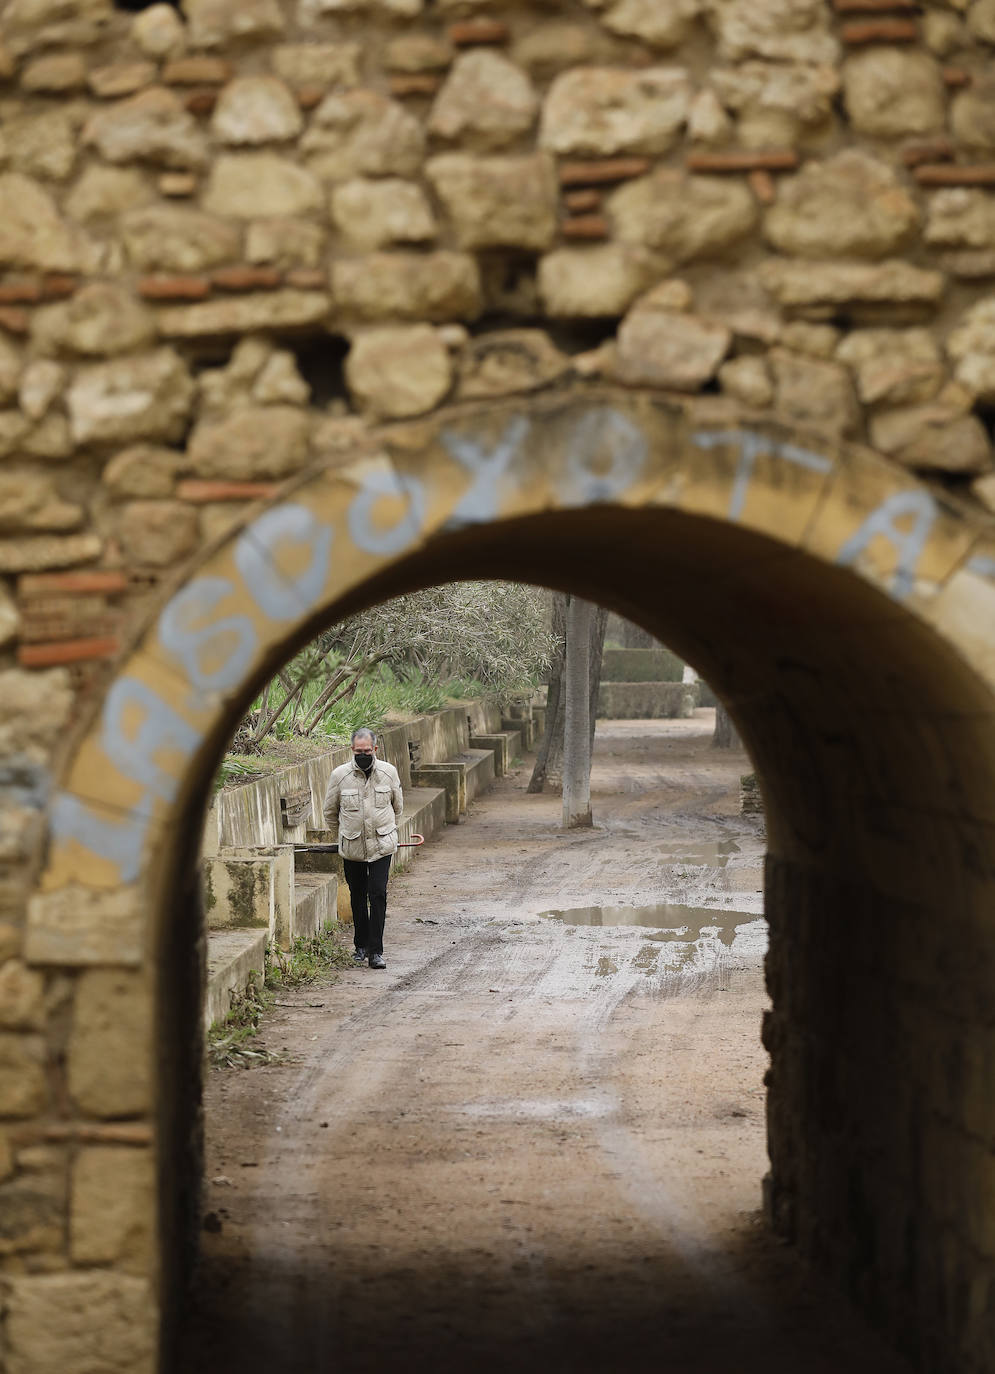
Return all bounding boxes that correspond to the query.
[341,789,360,810]
[374,787,392,807]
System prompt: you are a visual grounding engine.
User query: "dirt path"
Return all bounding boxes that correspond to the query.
[182,713,911,1374]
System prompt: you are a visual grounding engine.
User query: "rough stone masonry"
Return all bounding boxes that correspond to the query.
[3,0,995,1371]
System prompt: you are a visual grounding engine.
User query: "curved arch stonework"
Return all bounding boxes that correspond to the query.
[3,0,995,1366]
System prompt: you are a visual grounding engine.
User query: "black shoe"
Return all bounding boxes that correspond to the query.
[368,953,386,970]
[352,948,367,965]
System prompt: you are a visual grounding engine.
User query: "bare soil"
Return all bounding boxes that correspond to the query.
[182,712,912,1374]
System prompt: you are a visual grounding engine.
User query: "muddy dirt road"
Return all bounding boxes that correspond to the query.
[183,714,912,1374]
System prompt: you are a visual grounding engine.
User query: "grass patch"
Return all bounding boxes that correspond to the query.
[265,924,353,989]
[206,972,275,1070]
[207,927,352,1070]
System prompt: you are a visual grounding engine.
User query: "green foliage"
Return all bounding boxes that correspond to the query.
[206,972,274,1069]
[600,647,685,683]
[265,924,353,989]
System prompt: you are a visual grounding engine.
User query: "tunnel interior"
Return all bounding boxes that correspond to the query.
[158,504,995,1373]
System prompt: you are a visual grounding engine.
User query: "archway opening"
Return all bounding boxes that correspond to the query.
[152,503,995,1372]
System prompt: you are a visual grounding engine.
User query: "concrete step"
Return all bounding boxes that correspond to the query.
[293,871,338,939]
[204,928,267,1031]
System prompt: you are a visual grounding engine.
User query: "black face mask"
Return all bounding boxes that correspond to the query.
[355,753,374,773]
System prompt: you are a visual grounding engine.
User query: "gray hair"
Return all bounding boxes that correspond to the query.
[351,727,377,747]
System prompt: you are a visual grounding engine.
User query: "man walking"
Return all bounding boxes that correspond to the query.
[322,728,403,969]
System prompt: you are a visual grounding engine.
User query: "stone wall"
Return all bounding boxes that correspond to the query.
[4,2,995,1372]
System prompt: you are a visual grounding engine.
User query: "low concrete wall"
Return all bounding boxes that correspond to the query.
[293,873,339,940]
[597,682,698,719]
[204,929,267,1030]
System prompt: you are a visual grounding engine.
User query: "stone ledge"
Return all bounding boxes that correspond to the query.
[204,927,266,1030]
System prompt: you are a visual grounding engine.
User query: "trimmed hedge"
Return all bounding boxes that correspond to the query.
[597,682,697,719]
[601,647,684,683]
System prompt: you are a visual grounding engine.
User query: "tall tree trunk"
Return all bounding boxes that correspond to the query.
[529,595,607,795]
[712,700,743,750]
[527,592,567,793]
[562,596,594,828]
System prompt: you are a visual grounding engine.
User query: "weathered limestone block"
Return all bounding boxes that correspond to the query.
[300,0,422,16]
[457,329,569,399]
[779,321,839,358]
[687,89,732,145]
[386,34,453,73]
[948,298,995,400]
[711,61,840,131]
[0,469,82,534]
[32,283,156,358]
[2,0,113,56]
[196,335,270,411]
[253,350,311,405]
[923,9,969,56]
[870,403,992,473]
[718,355,773,408]
[102,445,181,499]
[609,169,757,263]
[132,3,186,58]
[0,1165,65,1256]
[0,532,102,574]
[769,348,860,437]
[951,74,995,151]
[429,50,538,150]
[66,166,156,224]
[331,178,436,251]
[0,413,30,460]
[66,968,151,1113]
[0,173,87,272]
[513,22,622,78]
[273,42,361,89]
[836,328,945,406]
[926,189,995,250]
[968,0,995,41]
[22,413,73,461]
[538,245,667,317]
[0,1127,13,1181]
[204,152,323,217]
[332,251,482,322]
[187,405,311,479]
[759,259,946,309]
[843,49,946,138]
[0,584,20,647]
[765,151,919,260]
[247,217,327,268]
[71,1146,154,1269]
[540,66,691,157]
[426,153,556,251]
[0,667,72,759]
[88,60,158,99]
[22,52,86,91]
[707,0,840,63]
[0,1032,46,1116]
[184,0,284,48]
[0,960,45,1030]
[601,0,701,47]
[301,90,424,182]
[117,499,198,566]
[83,87,209,169]
[346,325,452,419]
[4,1272,156,1371]
[616,306,731,390]
[0,337,23,406]
[122,205,240,273]
[68,348,194,446]
[6,107,80,182]
[212,75,303,145]
[157,289,331,338]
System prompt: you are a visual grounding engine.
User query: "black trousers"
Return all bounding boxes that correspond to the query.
[342,855,392,956]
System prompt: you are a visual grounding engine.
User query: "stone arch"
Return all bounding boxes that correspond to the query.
[18,388,995,1372]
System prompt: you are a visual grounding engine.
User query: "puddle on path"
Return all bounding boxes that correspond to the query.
[657,839,741,866]
[539,903,769,983]
[541,902,752,940]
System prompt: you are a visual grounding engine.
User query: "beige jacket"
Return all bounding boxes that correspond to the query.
[322,758,403,862]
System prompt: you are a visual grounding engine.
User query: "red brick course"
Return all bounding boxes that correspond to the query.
[177,479,279,502]
[138,275,211,300]
[211,266,283,291]
[18,636,120,668]
[448,19,509,44]
[558,158,651,186]
[840,18,919,42]
[561,214,609,240]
